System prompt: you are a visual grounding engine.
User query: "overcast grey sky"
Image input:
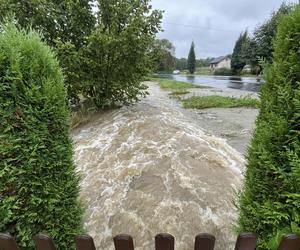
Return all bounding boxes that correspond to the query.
[151,0,298,58]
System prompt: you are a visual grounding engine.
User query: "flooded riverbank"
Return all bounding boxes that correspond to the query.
[155,74,262,92]
[72,82,250,250]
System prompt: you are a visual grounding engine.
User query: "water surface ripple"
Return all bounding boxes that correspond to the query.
[72,82,245,250]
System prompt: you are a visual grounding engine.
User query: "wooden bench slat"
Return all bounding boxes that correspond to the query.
[33,233,57,250]
[194,233,215,250]
[277,234,300,250]
[155,233,174,250]
[234,232,258,250]
[113,234,134,250]
[75,234,96,250]
[0,234,20,250]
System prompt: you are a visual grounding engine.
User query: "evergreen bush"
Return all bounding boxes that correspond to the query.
[213,67,233,76]
[238,5,300,249]
[187,42,196,74]
[0,24,82,249]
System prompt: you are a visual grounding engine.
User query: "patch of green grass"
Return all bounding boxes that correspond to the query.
[169,90,190,95]
[183,95,259,109]
[181,67,213,76]
[152,78,207,89]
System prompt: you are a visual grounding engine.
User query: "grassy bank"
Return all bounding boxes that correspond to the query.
[153,78,207,89]
[183,95,259,109]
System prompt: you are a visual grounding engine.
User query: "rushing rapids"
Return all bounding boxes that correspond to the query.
[72,82,245,250]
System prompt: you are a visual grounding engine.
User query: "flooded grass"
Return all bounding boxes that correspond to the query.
[153,78,208,89]
[183,95,260,109]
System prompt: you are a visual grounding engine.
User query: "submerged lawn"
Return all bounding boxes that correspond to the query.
[183,95,259,109]
[153,78,207,89]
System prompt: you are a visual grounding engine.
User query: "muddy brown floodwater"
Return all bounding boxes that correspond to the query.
[72,82,247,250]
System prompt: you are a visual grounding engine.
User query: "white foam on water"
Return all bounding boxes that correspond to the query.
[73,83,245,250]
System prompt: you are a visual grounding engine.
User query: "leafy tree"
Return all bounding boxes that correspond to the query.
[196,57,214,68]
[0,0,96,103]
[175,58,188,70]
[231,31,248,74]
[187,41,196,74]
[150,39,175,73]
[0,24,82,249]
[55,41,84,106]
[0,0,96,47]
[238,5,300,249]
[82,0,163,109]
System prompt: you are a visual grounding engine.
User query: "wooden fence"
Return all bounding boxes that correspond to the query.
[0,232,300,250]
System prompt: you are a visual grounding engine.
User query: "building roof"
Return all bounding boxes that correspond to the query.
[210,56,227,64]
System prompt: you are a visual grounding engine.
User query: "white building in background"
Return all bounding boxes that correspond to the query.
[210,56,231,69]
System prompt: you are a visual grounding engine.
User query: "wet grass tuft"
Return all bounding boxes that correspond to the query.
[153,78,208,89]
[183,95,259,109]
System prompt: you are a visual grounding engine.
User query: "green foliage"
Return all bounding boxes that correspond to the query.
[183,95,259,109]
[0,0,96,102]
[250,3,293,66]
[175,58,188,70]
[154,78,203,89]
[82,0,163,109]
[0,0,96,48]
[150,39,175,73]
[55,41,83,106]
[238,5,300,249]
[196,58,214,68]
[237,3,294,74]
[175,57,213,71]
[187,41,196,74]
[213,67,233,76]
[0,24,82,249]
[231,31,248,74]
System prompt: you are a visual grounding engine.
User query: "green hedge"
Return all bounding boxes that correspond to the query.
[0,24,82,249]
[238,5,300,250]
[213,67,233,76]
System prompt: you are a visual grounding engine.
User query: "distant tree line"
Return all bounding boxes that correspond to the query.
[231,2,294,75]
[150,39,176,73]
[152,39,213,73]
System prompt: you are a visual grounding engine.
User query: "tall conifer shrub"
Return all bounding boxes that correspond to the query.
[0,24,82,249]
[238,5,300,249]
[187,41,196,74]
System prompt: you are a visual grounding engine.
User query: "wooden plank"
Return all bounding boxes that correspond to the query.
[234,232,258,250]
[277,234,300,250]
[194,233,215,250]
[75,234,96,250]
[113,234,134,250]
[0,234,20,250]
[155,233,174,250]
[33,234,56,250]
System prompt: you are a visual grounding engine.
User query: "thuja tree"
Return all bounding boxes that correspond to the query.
[187,41,196,74]
[238,5,300,250]
[231,31,248,74]
[82,0,163,109]
[0,24,82,249]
